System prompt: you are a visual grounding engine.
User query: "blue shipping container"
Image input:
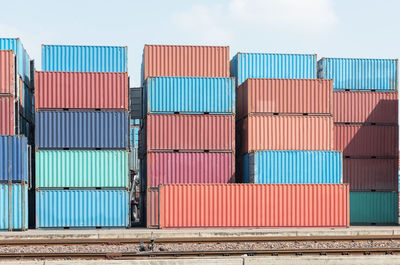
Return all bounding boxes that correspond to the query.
[0,183,28,230]
[231,53,317,86]
[318,58,398,91]
[0,136,28,183]
[243,151,342,184]
[35,111,128,149]
[0,38,31,86]
[144,77,235,114]
[35,189,129,228]
[130,125,139,148]
[41,44,127,72]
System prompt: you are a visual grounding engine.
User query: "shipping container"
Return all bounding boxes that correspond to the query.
[334,124,398,157]
[0,50,16,95]
[130,147,139,172]
[35,71,128,110]
[144,77,235,114]
[130,87,142,119]
[41,44,127,72]
[350,191,398,225]
[0,136,28,183]
[142,114,235,152]
[35,189,129,228]
[237,79,332,119]
[240,115,333,154]
[156,184,349,228]
[0,96,17,135]
[334,91,398,124]
[35,111,129,149]
[130,125,139,148]
[318,58,398,91]
[0,183,28,230]
[142,45,229,83]
[243,151,342,184]
[19,77,34,123]
[35,150,128,188]
[231,53,317,86]
[146,188,159,228]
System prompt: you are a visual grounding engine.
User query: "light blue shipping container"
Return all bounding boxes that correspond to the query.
[41,44,127,72]
[318,58,398,91]
[130,125,139,148]
[231,53,317,86]
[144,77,235,114]
[0,38,31,86]
[0,136,29,183]
[36,189,129,228]
[243,151,342,184]
[0,183,28,230]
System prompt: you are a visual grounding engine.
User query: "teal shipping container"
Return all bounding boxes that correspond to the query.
[0,183,28,231]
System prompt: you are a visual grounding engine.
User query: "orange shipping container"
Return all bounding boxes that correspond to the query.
[158,184,349,228]
[0,50,16,96]
[237,79,332,119]
[141,45,230,83]
[240,115,333,154]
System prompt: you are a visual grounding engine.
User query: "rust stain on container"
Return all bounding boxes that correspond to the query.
[237,79,332,119]
[158,184,349,228]
[0,96,15,135]
[0,51,15,96]
[240,115,333,154]
[35,71,128,110]
[334,91,398,124]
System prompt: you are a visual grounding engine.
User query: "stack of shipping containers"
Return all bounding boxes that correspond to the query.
[35,44,130,228]
[318,58,399,225]
[0,38,33,230]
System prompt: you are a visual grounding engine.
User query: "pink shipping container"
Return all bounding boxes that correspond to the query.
[237,79,333,119]
[334,91,398,124]
[0,96,16,135]
[156,184,349,228]
[143,114,235,152]
[35,71,128,110]
[0,51,16,96]
[343,158,398,191]
[334,124,398,157]
[240,115,333,154]
[142,45,230,83]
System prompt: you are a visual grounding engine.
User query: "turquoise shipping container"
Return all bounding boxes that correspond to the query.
[0,183,28,230]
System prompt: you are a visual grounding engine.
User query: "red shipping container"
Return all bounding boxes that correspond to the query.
[334,124,398,157]
[157,184,349,228]
[237,79,332,119]
[343,158,398,191]
[143,114,235,152]
[334,91,398,124]
[147,188,159,228]
[142,45,230,82]
[0,51,16,96]
[0,96,16,135]
[35,71,128,110]
[240,115,333,154]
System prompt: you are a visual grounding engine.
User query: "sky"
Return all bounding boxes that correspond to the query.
[0,0,399,86]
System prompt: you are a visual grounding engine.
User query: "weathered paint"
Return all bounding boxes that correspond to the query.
[0,136,28,183]
[0,183,28,231]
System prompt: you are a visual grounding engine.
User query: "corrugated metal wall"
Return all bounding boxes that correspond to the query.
[0,96,16,135]
[0,50,15,95]
[0,183,28,230]
[0,136,28,183]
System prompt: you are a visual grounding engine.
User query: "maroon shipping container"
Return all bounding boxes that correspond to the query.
[142,45,230,82]
[0,50,16,96]
[0,96,16,135]
[237,79,332,119]
[344,158,398,191]
[334,124,398,157]
[142,114,235,152]
[35,71,128,110]
[334,91,398,124]
[147,188,159,228]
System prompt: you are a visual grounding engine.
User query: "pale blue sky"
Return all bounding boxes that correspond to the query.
[1,0,399,86]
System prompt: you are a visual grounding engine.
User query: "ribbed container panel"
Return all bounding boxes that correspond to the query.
[0,183,28,230]
[334,124,398,157]
[318,58,398,91]
[35,190,129,228]
[237,79,332,119]
[142,45,229,83]
[231,53,317,86]
[243,151,342,184]
[130,125,139,148]
[350,192,398,225]
[35,111,129,149]
[146,188,159,228]
[240,115,333,153]
[0,96,16,135]
[0,136,28,182]
[130,147,139,172]
[35,150,128,188]
[0,50,15,95]
[334,91,398,124]
[41,45,127,72]
[158,184,349,228]
[144,77,235,114]
[35,72,128,110]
